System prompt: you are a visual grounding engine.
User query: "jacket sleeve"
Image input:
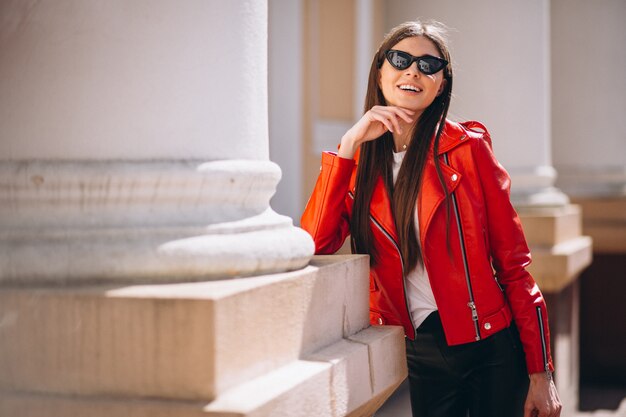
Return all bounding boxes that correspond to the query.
[301,152,355,254]
[472,135,554,375]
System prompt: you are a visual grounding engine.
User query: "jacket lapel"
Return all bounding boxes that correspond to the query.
[418,158,460,246]
[351,148,399,244]
[369,175,399,243]
[418,120,465,244]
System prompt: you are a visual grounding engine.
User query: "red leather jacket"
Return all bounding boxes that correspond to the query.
[301,119,554,375]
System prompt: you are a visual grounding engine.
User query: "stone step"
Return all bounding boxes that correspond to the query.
[0,326,407,417]
[0,255,370,402]
[518,204,583,246]
[527,235,593,293]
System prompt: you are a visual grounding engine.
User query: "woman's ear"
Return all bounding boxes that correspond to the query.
[436,79,448,96]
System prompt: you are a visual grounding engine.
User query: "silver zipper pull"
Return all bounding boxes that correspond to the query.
[467,302,480,340]
[467,301,478,321]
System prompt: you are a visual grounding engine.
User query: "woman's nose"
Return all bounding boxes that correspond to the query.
[405,62,421,77]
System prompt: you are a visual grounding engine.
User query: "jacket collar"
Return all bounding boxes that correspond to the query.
[437,120,469,155]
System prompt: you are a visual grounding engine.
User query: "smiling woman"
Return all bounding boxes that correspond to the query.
[301,20,562,417]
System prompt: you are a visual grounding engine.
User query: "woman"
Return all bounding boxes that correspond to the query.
[301,21,562,417]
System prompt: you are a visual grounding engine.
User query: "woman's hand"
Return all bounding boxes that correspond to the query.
[337,105,414,159]
[524,373,562,417]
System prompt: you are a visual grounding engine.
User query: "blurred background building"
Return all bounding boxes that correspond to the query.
[268,0,625,415]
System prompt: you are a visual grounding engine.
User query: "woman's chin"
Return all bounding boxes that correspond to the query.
[392,98,423,112]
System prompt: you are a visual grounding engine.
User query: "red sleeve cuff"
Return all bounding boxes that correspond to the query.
[321,151,356,171]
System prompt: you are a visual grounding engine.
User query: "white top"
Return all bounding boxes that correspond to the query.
[392,150,438,330]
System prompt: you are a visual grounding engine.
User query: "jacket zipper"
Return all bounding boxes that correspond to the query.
[348,191,415,339]
[536,306,552,380]
[443,153,481,341]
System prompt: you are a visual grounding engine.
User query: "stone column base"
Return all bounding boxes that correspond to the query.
[0,160,314,284]
[0,255,407,417]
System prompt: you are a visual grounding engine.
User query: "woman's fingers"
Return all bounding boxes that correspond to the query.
[370,107,409,133]
[392,106,415,123]
[370,111,396,133]
[374,106,414,129]
[352,105,415,143]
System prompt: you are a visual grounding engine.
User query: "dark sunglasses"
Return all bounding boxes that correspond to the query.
[385,49,448,75]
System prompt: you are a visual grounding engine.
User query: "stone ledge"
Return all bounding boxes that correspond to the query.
[518,204,582,246]
[204,360,333,416]
[0,325,407,417]
[307,340,371,415]
[0,390,208,417]
[347,326,408,398]
[571,196,626,253]
[207,325,406,417]
[0,255,370,402]
[527,236,593,293]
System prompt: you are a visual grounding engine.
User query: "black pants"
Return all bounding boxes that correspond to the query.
[405,311,529,417]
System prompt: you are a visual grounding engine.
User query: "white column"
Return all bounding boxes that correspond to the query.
[385,0,568,206]
[0,0,314,284]
[354,0,375,121]
[268,0,304,222]
[551,0,626,198]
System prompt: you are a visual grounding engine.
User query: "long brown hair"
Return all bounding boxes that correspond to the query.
[351,21,453,272]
